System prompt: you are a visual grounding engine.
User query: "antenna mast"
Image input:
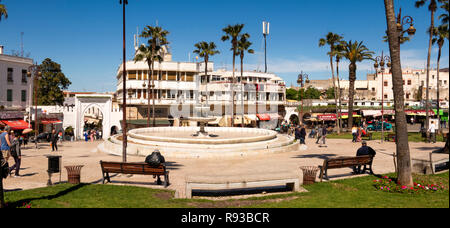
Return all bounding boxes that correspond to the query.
[263,21,270,73]
[20,32,24,57]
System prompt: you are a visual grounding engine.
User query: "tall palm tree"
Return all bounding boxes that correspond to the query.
[222,24,245,127]
[193,41,220,110]
[134,42,164,127]
[0,0,7,21]
[439,0,449,25]
[236,34,254,127]
[384,0,413,187]
[342,40,374,131]
[139,26,169,127]
[415,0,438,141]
[431,24,449,130]
[319,32,344,133]
[330,41,346,130]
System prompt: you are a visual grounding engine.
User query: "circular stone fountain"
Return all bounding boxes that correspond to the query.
[99,127,296,158]
[98,96,296,158]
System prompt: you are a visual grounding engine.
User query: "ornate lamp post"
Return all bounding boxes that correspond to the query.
[374,52,391,143]
[119,0,128,162]
[27,63,42,149]
[297,71,309,125]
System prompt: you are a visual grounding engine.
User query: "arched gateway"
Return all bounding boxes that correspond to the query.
[74,94,121,140]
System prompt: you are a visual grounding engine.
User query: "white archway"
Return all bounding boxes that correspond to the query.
[74,94,114,140]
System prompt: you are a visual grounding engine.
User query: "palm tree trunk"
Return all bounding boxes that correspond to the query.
[336,59,343,131]
[437,45,441,134]
[384,0,413,187]
[329,55,340,133]
[231,47,236,127]
[348,63,356,131]
[425,9,435,142]
[148,62,153,127]
[241,54,245,128]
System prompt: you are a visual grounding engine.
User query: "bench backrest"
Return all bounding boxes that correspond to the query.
[100,161,166,175]
[325,155,373,169]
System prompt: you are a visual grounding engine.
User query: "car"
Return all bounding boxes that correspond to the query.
[367,122,392,131]
[30,132,51,143]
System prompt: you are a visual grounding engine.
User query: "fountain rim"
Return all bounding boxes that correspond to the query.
[127,127,278,145]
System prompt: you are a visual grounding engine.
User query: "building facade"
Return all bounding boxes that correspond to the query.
[0,47,34,110]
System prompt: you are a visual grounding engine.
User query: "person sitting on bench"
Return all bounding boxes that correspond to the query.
[353,141,376,174]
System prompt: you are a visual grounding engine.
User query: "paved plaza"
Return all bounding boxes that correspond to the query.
[2,135,448,198]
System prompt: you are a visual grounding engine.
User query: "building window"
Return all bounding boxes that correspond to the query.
[384,94,388,99]
[21,90,26,102]
[407,80,411,85]
[406,93,410,99]
[7,68,13,82]
[7,89,13,102]
[384,81,388,87]
[22,70,28,83]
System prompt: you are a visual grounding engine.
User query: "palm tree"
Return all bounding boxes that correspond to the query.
[134,42,164,127]
[319,32,344,133]
[193,41,220,110]
[415,0,438,142]
[222,24,245,127]
[0,0,7,21]
[439,0,449,25]
[138,26,169,127]
[431,24,449,130]
[342,40,374,131]
[330,41,346,130]
[384,0,413,187]
[236,34,254,127]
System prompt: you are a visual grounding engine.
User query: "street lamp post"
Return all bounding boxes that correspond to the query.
[297,71,309,125]
[120,0,128,162]
[374,52,391,144]
[27,63,42,149]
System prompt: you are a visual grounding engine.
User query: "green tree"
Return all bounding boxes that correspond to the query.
[342,41,374,130]
[440,0,449,25]
[319,32,344,133]
[325,87,336,99]
[137,26,169,127]
[0,0,7,21]
[286,88,299,100]
[222,24,245,127]
[37,58,71,106]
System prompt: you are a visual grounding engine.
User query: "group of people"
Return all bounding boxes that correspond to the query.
[351,125,368,143]
[83,129,102,142]
[0,126,22,178]
[291,124,329,147]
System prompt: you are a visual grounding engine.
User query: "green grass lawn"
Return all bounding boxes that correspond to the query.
[4,172,448,208]
[327,132,445,142]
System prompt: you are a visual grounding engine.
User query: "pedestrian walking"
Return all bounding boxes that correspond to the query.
[50,129,59,151]
[0,126,12,167]
[9,132,21,177]
[300,124,307,145]
[352,125,358,143]
[320,126,328,147]
[428,121,436,144]
[316,125,323,144]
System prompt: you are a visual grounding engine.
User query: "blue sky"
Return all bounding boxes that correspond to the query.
[1,0,448,92]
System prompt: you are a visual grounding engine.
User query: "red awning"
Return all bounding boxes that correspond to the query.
[40,118,63,125]
[256,114,271,121]
[1,120,31,130]
[268,113,283,120]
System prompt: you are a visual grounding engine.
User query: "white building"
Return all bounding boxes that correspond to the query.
[0,46,34,110]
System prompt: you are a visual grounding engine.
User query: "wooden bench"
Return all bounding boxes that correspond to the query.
[99,161,170,187]
[184,172,300,199]
[318,155,374,182]
[385,133,396,142]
